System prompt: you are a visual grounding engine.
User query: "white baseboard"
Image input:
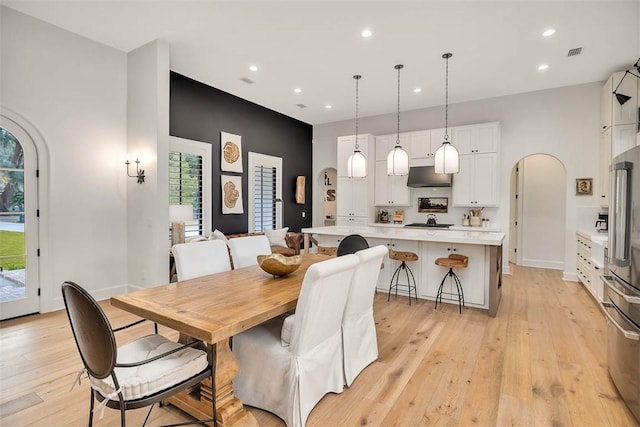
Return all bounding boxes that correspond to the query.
[47,283,134,314]
[563,272,578,282]
[522,258,564,270]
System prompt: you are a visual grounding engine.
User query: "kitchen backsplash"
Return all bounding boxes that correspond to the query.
[375,187,499,228]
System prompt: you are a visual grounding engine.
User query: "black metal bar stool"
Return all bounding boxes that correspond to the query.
[387,249,418,305]
[434,253,468,313]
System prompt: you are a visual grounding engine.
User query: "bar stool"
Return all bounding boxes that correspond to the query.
[434,253,468,313]
[387,249,418,305]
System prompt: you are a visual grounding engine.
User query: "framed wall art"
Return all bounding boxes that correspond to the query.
[575,178,593,196]
[220,131,243,173]
[221,174,244,214]
[418,197,448,213]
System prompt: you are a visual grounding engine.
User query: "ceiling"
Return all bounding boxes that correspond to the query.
[4,1,639,125]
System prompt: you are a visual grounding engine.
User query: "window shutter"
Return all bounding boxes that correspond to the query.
[253,165,277,232]
[169,151,203,237]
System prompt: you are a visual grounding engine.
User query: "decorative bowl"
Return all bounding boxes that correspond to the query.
[257,254,303,277]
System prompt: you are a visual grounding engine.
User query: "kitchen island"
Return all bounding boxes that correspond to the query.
[302,226,505,316]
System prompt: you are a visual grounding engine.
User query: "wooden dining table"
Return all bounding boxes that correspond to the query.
[111,253,330,427]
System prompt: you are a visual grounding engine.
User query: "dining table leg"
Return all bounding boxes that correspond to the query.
[167,337,258,426]
[303,233,310,254]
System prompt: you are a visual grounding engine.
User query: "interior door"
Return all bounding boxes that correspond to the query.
[0,119,39,320]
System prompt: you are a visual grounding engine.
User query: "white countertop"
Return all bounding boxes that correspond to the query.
[368,223,503,232]
[302,225,505,246]
[577,229,609,243]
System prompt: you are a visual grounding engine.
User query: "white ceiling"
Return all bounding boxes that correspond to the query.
[4,1,639,125]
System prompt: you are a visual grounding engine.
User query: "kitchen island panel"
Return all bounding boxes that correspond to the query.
[303,226,503,315]
[420,242,486,306]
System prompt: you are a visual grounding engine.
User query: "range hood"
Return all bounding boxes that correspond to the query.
[406,166,452,188]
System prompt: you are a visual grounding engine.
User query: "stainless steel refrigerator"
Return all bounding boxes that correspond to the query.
[604,145,640,422]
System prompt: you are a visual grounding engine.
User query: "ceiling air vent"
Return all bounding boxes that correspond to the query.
[567,47,582,57]
[239,77,255,84]
[296,104,308,108]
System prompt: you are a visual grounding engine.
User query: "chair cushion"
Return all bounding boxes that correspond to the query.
[265,227,289,247]
[90,335,208,401]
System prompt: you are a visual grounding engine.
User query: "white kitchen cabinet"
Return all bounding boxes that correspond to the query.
[337,176,369,225]
[601,75,613,131]
[452,122,499,155]
[376,133,410,162]
[337,134,373,177]
[599,128,611,206]
[611,123,637,158]
[336,215,368,226]
[374,161,410,206]
[419,242,485,306]
[336,134,374,226]
[601,71,638,131]
[576,233,605,303]
[409,129,447,162]
[452,152,498,207]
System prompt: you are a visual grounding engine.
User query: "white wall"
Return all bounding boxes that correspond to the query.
[313,82,603,279]
[126,40,170,288]
[1,7,128,311]
[520,154,566,270]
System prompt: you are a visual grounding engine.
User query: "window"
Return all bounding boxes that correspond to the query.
[248,152,282,232]
[169,137,212,238]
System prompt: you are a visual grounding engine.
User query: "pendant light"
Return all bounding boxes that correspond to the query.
[434,53,460,174]
[347,74,367,178]
[387,64,409,175]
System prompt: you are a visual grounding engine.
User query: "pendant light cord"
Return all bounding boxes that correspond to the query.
[396,65,401,145]
[444,54,450,142]
[354,75,361,150]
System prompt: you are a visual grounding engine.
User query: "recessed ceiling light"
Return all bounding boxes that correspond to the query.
[413,87,422,93]
[542,28,556,37]
[325,104,332,109]
[538,64,549,71]
[294,87,302,94]
[249,65,258,72]
[361,29,372,38]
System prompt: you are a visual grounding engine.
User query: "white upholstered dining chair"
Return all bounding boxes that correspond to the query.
[172,240,231,281]
[232,254,360,427]
[227,235,272,269]
[342,245,388,386]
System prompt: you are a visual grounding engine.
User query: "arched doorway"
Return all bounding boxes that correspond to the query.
[509,154,566,269]
[0,115,40,319]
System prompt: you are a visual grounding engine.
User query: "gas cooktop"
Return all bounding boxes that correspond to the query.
[404,223,453,229]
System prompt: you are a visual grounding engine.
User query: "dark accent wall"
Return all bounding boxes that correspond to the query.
[170,72,313,234]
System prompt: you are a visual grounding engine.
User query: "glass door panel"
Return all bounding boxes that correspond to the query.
[0,129,26,303]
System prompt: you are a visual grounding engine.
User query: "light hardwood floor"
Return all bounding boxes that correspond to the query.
[1,265,638,426]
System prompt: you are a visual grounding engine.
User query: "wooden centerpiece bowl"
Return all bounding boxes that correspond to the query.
[257,254,303,277]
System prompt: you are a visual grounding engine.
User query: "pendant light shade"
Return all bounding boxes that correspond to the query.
[387,64,409,176]
[434,53,459,174]
[387,146,409,175]
[434,142,459,174]
[615,92,632,106]
[347,74,367,178]
[348,150,367,178]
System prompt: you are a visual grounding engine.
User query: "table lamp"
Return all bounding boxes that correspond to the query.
[170,204,193,247]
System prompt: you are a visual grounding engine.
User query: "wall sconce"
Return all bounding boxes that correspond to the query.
[612,57,640,106]
[169,204,193,247]
[125,158,145,184]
